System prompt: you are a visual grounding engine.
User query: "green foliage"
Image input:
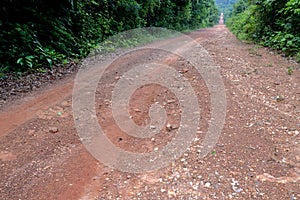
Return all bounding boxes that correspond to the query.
[92,28,179,55]
[0,0,219,72]
[215,0,239,22]
[227,0,300,59]
[287,66,294,75]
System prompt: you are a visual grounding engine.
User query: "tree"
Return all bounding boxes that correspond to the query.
[0,0,219,72]
[227,0,300,59]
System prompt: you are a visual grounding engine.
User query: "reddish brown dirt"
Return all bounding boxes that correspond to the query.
[0,79,73,137]
[0,25,299,200]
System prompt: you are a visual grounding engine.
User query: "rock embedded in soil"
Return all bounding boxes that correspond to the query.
[49,127,59,133]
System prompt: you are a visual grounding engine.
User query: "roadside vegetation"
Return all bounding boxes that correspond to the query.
[215,0,238,23]
[0,0,219,74]
[227,0,300,61]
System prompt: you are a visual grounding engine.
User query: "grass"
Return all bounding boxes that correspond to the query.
[89,27,180,57]
[0,66,9,79]
[248,45,262,56]
[287,66,294,75]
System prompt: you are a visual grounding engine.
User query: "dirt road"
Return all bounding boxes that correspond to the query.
[0,25,299,199]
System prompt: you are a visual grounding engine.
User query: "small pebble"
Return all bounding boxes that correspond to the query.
[204,182,211,188]
[49,127,59,133]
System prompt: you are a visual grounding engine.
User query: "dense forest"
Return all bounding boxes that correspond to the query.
[0,0,219,73]
[215,0,238,22]
[227,0,300,61]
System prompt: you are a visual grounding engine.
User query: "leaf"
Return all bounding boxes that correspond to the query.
[27,61,33,68]
[46,58,53,66]
[25,55,34,60]
[17,58,23,65]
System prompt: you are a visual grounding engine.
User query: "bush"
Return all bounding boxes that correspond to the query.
[227,0,300,59]
[0,0,219,72]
